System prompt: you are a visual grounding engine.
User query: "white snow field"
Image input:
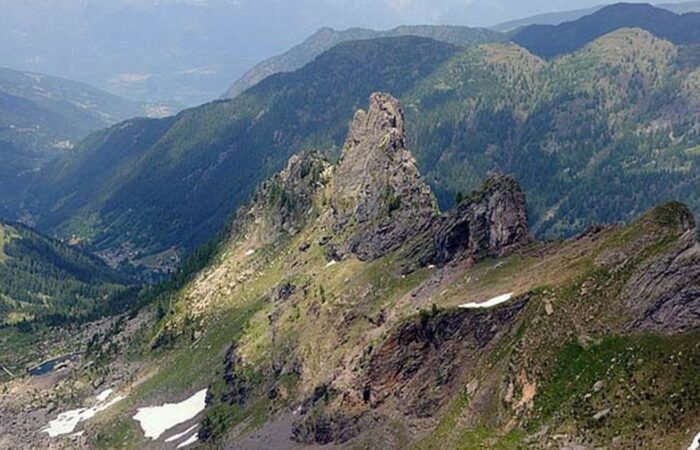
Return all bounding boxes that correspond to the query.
[133,389,208,440]
[95,388,113,402]
[42,389,125,437]
[689,430,700,450]
[459,293,514,309]
[177,432,199,448]
[165,424,199,442]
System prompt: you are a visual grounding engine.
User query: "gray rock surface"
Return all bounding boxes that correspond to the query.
[234,151,330,245]
[331,93,438,261]
[407,174,531,268]
[624,230,700,334]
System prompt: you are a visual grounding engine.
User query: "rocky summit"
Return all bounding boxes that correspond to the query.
[331,92,439,261]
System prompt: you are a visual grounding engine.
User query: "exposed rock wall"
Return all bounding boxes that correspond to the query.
[409,174,532,267]
[625,230,700,334]
[331,93,438,260]
[359,299,528,416]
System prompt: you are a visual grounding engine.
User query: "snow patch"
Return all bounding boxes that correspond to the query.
[459,293,514,309]
[689,430,700,450]
[177,432,199,448]
[42,391,125,437]
[96,388,113,402]
[165,424,199,442]
[133,389,208,440]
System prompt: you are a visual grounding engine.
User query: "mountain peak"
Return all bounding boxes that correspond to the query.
[331,93,438,261]
[345,92,406,149]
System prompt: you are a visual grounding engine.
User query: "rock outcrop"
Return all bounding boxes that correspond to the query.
[233,151,330,245]
[331,93,438,261]
[407,174,531,268]
[329,93,530,266]
[359,298,528,416]
[625,227,700,334]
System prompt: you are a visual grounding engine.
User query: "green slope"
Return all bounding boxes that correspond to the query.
[224,25,505,99]
[0,220,129,326]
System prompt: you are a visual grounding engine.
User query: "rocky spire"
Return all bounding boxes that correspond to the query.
[330,93,438,261]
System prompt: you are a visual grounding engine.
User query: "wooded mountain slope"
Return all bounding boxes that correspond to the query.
[0,220,128,326]
[512,3,700,58]
[25,24,700,271]
[224,25,505,99]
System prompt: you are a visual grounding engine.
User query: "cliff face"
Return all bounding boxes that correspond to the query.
[330,93,530,266]
[407,174,532,268]
[622,205,700,334]
[331,93,439,261]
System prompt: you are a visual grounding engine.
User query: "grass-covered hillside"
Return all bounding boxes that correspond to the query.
[0,220,129,326]
[10,96,700,450]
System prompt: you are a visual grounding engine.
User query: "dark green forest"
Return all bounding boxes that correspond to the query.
[0,221,128,326]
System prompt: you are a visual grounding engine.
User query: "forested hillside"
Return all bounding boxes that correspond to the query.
[0,220,128,326]
[512,3,700,59]
[224,25,504,98]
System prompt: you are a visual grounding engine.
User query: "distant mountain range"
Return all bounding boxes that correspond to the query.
[512,2,700,58]
[7,3,699,275]
[0,67,143,153]
[493,0,700,31]
[0,67,146,219]
[223,25,505,99]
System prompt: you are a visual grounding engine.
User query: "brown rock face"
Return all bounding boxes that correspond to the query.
[408,174,532,268]
[359,299,528,416]
[331,93,438,260]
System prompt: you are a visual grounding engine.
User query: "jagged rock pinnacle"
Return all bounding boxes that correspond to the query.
[331,93,438,260]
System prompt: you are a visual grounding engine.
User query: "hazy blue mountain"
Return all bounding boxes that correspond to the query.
[0,66,146,220]
[493,0,700,31]
[0,0,695,107]
[0,67,143,152]
[512,3,700,58]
